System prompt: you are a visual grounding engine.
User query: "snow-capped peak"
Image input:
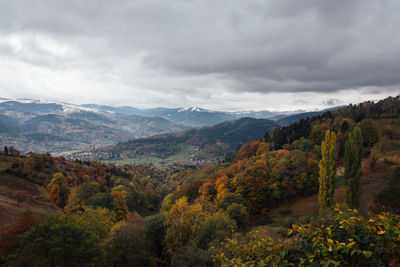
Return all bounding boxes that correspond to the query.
[177,107,212,113]
[2,98,109,115]
[60,103,98,113]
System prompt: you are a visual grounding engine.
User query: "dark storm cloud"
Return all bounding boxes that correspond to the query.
[139,0,400,93]
[323,98,343,107]
[0,0,398,108]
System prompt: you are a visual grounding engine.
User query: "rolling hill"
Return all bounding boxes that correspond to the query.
[72,117,278,165]
[0,100,187,154]
[0,99,334,156]
[1,96,399,267]
[272,106,343,127]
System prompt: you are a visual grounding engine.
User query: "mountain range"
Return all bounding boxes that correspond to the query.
[0,99,185,153]
[0,98,335,155]
[82,104,301,128]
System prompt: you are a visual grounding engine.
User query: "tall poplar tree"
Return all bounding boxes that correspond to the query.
[318,130,337,215]
[344,126,363,209]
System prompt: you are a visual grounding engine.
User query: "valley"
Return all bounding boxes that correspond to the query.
[0,98,327,163]
[72,117,279,166]
[1,96,399,266]
[2,2,399,265]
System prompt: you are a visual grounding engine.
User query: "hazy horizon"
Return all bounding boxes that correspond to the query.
[1,95,392,113]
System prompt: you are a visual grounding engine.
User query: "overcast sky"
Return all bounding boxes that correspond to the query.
[0,0,398,111]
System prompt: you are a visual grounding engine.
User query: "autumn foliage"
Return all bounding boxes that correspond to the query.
[111,190,129,220]
[1,95,400,266]
[214,210,400,266]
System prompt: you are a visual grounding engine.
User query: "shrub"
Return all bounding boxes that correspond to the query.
[15,215,105,267]
[214,209,400,266]
[195,212,236,249]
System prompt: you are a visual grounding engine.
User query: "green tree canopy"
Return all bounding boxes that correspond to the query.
[318,130,337,215]
[15,215,104,267]
[344,127,363,209]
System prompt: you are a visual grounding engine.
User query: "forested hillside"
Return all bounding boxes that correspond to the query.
[0,99,303,157]
[269,96,400,149]
[1,96,400,266]
[73,117,278,166]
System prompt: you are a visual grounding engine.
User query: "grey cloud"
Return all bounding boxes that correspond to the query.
[323,98,343,106]
[0,0,399,108]
[138,0,400,93]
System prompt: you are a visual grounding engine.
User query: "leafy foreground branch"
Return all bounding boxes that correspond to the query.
[213,209,400,267]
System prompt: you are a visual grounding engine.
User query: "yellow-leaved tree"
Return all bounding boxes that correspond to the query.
[318,130,337,215]
[164,197,206,258]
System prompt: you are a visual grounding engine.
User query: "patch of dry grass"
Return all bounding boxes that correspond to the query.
[0,173,61,230]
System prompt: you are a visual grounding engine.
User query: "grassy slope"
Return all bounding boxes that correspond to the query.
[102,144,199,167]
[0,158,61,229]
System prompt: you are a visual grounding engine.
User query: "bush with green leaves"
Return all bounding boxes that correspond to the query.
[106,213,152,266]
[145,213,166,258]
[195,212,236,249]
[226,203,250,230]
[14,214,106,267]
[217,193,249,211]
[373,167,400,214]
[214,209,400,266]
[87,192,114,209]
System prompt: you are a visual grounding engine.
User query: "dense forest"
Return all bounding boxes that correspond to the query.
[1,96,400,266]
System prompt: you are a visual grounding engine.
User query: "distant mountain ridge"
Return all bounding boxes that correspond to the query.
[83,103,307,127]
[0,99,187,154]
[272,106,344,127]
[0,98,338,155]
